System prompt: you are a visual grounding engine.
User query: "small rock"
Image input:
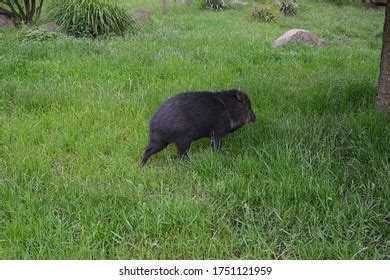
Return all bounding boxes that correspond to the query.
[232,0,248,6]
[370,0,386,5]
[0,14,15,29]
[176,0,192,4]
[38,22,59,32]
[361,2,385,10]
[132,8,150,24]
[273,29,325,48]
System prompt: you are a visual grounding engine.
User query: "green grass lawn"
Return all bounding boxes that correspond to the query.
[0,0,389,259]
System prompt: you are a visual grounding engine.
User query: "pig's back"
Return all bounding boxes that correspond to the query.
[150,92,225,140]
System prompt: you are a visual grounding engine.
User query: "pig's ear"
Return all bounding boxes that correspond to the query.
[235,91,245,102]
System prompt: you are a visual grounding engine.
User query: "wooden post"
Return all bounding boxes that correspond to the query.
[378,1,390,113]
[163,0,168,15]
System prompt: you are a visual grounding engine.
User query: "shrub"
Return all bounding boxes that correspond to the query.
[47,0,136,38]
[197,0,229,10]
[251,4,278,23]
[279,1,299,16]
[0,0,44,25]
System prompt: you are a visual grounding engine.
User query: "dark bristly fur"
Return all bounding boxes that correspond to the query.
[141,89,256,166]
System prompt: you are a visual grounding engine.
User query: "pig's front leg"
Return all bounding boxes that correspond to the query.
[210,136,222,151]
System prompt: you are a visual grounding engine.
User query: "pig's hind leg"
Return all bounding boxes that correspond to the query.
[175,137,192,161]
[141,140,167,167]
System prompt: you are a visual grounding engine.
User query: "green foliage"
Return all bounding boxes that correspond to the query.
[0,0,44,25]
[251,4,278,22]
[197,0,230,10]
[279,1,299,16]
[46,0,136,38]
[22,28,64,43]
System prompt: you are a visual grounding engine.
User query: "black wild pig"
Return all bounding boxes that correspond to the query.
[141,89,256,166]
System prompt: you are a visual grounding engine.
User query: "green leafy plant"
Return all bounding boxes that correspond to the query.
[0,0,44,25]
[22,28,64,43]
[279,1,298,16]
[47,0,137,38]
[251,4,278,22]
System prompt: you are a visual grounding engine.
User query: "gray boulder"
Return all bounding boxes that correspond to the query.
[132,8,150,24]
[38,22,59,32]
[273,29,325,48]
[176,0,192,4]
[370,0,386,4]
[232,0,248,6]
[361,2,386,9]
[0,15,15,29]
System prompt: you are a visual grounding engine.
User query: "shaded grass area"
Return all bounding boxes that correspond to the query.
[0,1,389,259]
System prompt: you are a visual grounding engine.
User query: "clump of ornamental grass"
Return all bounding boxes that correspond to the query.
[46,0,137,38]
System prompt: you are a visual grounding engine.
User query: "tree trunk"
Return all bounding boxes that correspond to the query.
[163,0,168,15]
[378,1,390,113]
